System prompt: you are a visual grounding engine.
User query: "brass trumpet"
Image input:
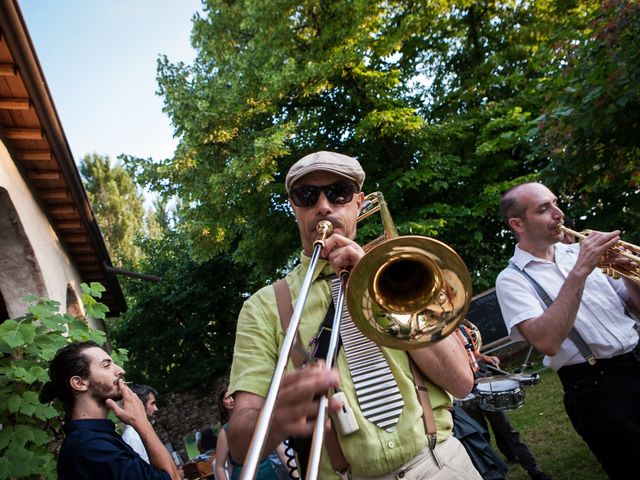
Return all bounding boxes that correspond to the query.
[558,224,640,285]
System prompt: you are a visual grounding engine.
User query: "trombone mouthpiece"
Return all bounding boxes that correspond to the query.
[314,220,333,246]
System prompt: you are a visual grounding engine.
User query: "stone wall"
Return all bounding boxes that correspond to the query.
[154,379,227,462]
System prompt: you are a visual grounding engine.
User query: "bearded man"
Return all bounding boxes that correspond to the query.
[40,341,180,480]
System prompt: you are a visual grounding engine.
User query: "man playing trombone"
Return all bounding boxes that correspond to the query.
[227,151,482,479]
[495,182,640,479]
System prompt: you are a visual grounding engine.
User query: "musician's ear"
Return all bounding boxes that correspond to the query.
[509,216,524,233]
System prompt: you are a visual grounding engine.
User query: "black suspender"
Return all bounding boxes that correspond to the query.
[508,263,596,365]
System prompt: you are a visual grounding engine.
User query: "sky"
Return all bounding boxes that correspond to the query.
[19,0,204,163]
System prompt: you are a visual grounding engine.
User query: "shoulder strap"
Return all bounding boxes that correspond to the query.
[508,263,595,365]
[273,279,307,368]
[408,359,438,451]
[272,279,350,474]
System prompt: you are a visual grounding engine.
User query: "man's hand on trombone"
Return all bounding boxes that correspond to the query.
[322,233,365,274]
[229,364,340,462]
[274,362,341,439]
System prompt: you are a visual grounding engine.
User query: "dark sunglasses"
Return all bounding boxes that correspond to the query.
[290,181,358,208]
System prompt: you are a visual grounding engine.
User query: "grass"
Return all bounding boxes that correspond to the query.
[184,433,200,461]
[485,352,607,480]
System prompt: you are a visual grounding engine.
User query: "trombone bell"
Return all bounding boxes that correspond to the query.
[347,235,472,350]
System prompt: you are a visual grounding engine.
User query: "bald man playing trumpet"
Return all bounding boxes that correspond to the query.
[496,182,640,479]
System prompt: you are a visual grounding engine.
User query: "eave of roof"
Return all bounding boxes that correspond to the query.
[0,0,127,316]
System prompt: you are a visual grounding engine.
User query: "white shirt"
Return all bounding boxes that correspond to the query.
[122,425,150,464]
[496,242,638,371]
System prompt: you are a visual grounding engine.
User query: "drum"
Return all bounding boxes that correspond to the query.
[475,377,524,412]
[453,392,478,408]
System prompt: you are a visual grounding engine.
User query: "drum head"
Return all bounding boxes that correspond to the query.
[476,378,520,393]
[476,378,525,412]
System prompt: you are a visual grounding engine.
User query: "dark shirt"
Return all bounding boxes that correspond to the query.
[58,419,170,480]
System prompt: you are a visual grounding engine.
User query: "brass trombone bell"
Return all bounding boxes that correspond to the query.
[346,193,472,350]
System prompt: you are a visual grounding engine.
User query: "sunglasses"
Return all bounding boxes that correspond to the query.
[290,181,358,208]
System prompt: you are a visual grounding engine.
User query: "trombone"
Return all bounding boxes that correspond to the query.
[240,192,472,479]
[558,224,640,285]
[239,220,333,480]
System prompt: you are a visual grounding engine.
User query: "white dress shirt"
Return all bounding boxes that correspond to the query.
[122,425,150,464]
[496,242,638,370]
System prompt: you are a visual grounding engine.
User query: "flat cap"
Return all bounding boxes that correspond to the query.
[285,151,365,194]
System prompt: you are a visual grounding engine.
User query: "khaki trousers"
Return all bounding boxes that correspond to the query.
[351,436,483,480]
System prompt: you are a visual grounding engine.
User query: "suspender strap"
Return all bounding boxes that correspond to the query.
[272,279,350,473]
[508,263,596,365]
[408,358,439,451]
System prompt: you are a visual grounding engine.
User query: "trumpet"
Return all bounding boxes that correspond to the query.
[558,224,640,285]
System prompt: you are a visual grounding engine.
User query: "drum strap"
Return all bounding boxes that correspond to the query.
[508,263,596,365]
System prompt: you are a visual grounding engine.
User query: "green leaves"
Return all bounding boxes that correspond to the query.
[79,154,147,269]
[116,0,640,394]
[533,1,640,236]
[81,282,110,320]
[0,319,36,349]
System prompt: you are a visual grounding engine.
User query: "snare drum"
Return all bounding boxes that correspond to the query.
[475,377,524,412]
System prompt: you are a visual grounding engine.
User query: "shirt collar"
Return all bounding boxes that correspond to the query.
[299,251,335,281]
[512,243,557,270]
[63,418,116,435]
[512,242,579,272]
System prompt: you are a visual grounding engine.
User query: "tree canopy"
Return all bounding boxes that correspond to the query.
[118,0,640,389]
[109,234,254,391]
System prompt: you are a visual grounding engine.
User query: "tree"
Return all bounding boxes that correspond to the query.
[109,233,255,391]
[80,153,146,268]
[534,0,640,239]
[118,1,636,383]
[125,0,602,295]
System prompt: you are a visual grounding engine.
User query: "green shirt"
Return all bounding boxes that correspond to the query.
[229,253,454,478]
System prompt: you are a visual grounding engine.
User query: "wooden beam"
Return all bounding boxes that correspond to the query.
[0,97,30,110]
[40,189,70,200]
[0,63,17,76]
[63,234,89,244]
[49,205,76,215]
[79,264,102,272]
[4,128,43,140]
[27,170,60,181]
[18,150,52,161]
[69,245,94,254]
[75,255,97,264]
[56,220,84,230]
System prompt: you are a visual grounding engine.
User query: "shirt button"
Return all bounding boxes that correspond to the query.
[387,441,395,448]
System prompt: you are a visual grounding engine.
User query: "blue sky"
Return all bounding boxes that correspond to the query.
[19,0,203,163]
